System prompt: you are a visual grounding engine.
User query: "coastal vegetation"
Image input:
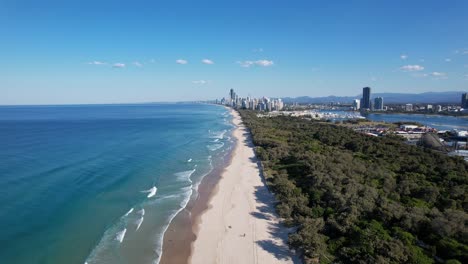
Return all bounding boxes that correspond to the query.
[239,110,468,264]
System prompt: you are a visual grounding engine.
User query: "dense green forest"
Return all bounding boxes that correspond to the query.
[238,110,468,264]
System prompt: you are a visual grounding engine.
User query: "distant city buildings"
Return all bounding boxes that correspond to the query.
[221,89,283,111]
[352,99,361,110]
[361,87,371,109]
[374,97,384,111]
[217,88,466,115]
[405,103,413,112]
[462,93,468,109]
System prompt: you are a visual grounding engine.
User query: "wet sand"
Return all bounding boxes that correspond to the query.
[161,108,299,264]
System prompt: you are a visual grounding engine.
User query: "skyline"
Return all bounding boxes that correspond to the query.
[2,0,468,105]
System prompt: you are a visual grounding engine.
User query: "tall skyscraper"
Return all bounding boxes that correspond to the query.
[462,93,468,108]
[362,87,371,109]
[230,89,235,100]
[352,99,360,110]
[374,97,384,111]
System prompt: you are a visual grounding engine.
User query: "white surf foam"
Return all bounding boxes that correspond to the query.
[153,187,194,264]
[141,186,157,198]
[187,158,192,162]
[115,228,127,243]
[135,217,144,231]
[179,187,192,208]
[207,142,224,151]
[124,208,134,217]
[210,130,227,139]
[174,169,195,183]
[137,208,145,216]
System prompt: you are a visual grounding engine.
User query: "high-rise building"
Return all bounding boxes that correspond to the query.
[374,97,384,111]
[362,87,371,109]
[352,99,360,110]
[229,89,235,100]
[462,93,468,108]
[405,104,413,112]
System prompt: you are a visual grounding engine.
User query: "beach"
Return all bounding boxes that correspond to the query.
[188,109,298,263]
[0,104,235,264]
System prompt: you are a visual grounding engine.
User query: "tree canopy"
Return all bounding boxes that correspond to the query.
[239,110,468,264]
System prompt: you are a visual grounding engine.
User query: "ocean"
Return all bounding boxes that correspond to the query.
[0,103,234,264]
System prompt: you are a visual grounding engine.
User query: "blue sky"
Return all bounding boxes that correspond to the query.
[1,0,468,104]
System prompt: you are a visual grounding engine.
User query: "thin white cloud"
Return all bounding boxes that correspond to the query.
[88,61,107,65]
[455,49,468,55]
[371,77,378,82]
[430,72,446,77]
[202,59,214,65]
[238,59,274,68]
[430,72,447,79]
[192,80,210,85]
[112,63,125,68]
[412,73,428,78]
[133,62,143,67]
[400,54,408,60]
[400,65,424,72]
[176,59,188,65]
[253,48,264,53]
[413,72,448,79]
[150,59,156,63]
[464,74,468,80]
[238,61,254,67]
[256,60,274,66]
[445,58,451,62]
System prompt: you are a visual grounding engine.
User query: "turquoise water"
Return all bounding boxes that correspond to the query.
[365,113,468,130]
[0,104,233,264]
[320,110,468,130]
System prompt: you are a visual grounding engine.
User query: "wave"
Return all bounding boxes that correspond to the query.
[141,186,157,198]
[115,228,127,243]
[174,169,196,183]
[178,186,193,208]
[124,208,134,217]
[209,130,227,139]
[81,107,235,264]
[207,142,224,151]
[153,186,193,264]
[135,217,144,231]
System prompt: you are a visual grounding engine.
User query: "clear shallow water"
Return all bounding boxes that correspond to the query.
[365,113,468,130]
[0,103,233,264]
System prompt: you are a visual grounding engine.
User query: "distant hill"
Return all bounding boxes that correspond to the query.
[282,91,466,104]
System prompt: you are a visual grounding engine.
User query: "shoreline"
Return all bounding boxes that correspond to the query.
[160,108,299,264]
[159,107,236,264]
[189,109,299,263]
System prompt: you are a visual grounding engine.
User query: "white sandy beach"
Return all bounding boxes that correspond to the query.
[190,109,299,264]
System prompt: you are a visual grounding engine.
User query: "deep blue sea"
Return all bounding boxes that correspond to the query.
[0,104,233,264]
